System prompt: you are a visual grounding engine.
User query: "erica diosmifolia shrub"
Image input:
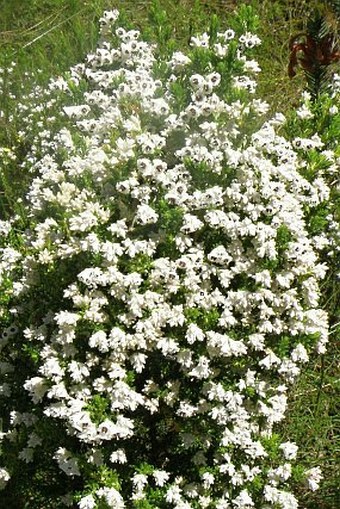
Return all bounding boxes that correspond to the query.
[0,7,331,508]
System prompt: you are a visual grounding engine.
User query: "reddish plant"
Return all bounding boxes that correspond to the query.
[288,32,340,78]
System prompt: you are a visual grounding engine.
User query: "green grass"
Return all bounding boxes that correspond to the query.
[284,340,340,509]
[0,1,107,72]
[0,1,339,508]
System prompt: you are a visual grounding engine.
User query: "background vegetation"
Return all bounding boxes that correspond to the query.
[0,1,339,508]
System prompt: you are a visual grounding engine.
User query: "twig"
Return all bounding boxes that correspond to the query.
[21,8,85,50]
[0,11,62,39]
[19,11,63,34]
[293,381,339,398]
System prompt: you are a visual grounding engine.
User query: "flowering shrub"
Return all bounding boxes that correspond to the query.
[0,7,337,508]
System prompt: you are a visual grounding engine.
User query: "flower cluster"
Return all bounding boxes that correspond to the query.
[0,7,334,508]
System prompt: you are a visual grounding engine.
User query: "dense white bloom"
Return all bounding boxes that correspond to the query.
[0,8,332,508]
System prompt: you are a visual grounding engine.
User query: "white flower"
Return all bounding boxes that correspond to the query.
[279,441,298,460]
[135,204,159,225]
[177,401,197,417]
[233,75,257,93]
[268,463,292,484]
[189,356,211,379]
[305,466,323,491]
[264,486,298,509]
[97,419,120,440]
[215,496,231,508]
[296,103,313,119]
[291,343,309,363]
[115,137,136,160]
[0,468,10,490]
[99,9,119,26]
[181,214,203,233]
[202,472,215,488]
[0,220,11,236]
[232,489,254,507]
[243,59,261,73]
[89,330,109,352]
[214,42,229,57]
[132,473,148,497]
[166,485,182,504]
[169,51,191,70]
[190,32,210,48]
[206,331,247,357]
[259,349,281,369]
[198,495,212,508]
[55,311,80,327]
[248,333,265,351]
[221,28,235,40]
[185,323,205,344]
[153,469,170,486]
[69,210,100,232]
[63,105,90,118]
[78,494,96,509]
[24,376,48,403]
[208,245,232,265]
[96,486,125,508]
[239,32,261,48]
[110,449,127,464]
[54,448,80,476]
